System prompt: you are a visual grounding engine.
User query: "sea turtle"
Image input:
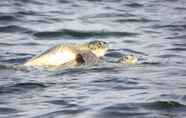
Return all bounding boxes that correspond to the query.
[23,40,108,68]
[23,40,138,69]
[118,54,138,64]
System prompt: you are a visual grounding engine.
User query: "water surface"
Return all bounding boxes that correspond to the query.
[0,0,186,118]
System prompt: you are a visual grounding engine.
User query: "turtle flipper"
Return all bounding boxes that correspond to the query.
[78,51,103,65]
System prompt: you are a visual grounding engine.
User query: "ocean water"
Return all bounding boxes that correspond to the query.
[0,0,186,118]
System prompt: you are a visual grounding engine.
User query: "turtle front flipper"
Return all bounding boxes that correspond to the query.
[78,51,103,65]
[55,51,102,69]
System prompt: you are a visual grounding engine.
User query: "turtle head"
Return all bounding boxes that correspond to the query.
[119,55,138,64]
[88,40,108,57]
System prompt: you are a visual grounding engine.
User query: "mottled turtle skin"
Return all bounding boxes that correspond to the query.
[118,55,138,64]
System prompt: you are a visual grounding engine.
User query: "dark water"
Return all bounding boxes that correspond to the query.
[0,0,186,118]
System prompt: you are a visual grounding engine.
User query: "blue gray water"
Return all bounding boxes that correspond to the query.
[0,0,186,118]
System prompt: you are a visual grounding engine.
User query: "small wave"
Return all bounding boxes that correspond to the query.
[172,43,186,47]
[52,65,117,76]
[166,47,186,51]
[151,24,186,31]
[105,52,123,58]
[0,63,17,70]
[142,62,162,65]
[165,0,179,2]
[0,42,15,46]
[175,7,186,10]
[116,18,154,23]
[0,107,19,114]
[47,100,78,108]
[113,85,147,90]
[84,12,136,19]
[142,101,185,110]
[125,3,143,8]
[0,42,40,47]
[34,29,139,39]
[15,0,45,5]
[0,25,32,33]
[98,101,185,118]
[122,40,138,44]
[0,63,29,72]
[52,68,86,76]
[12,82,47,88]
[47,100,71,106]
[21,42,41,46]
[120,48,147,55]
[58,0,71,4]
[84,0,104,2]
[166,35,186,40]
[98,103,149,118]
[0,15,18,22]
[1,57,28,64]
[0,82,47,94]
[15,11,37,16]
[88,66,117,73]
[32,107,89,118]
[157,54,184,58]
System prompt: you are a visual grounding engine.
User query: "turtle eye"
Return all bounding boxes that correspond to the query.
[98,41,102,47]
[100,41,104,46]
[98,41,106,48]
[126,56,130,60]
[94,41,101,48]
[88,40,108,49]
